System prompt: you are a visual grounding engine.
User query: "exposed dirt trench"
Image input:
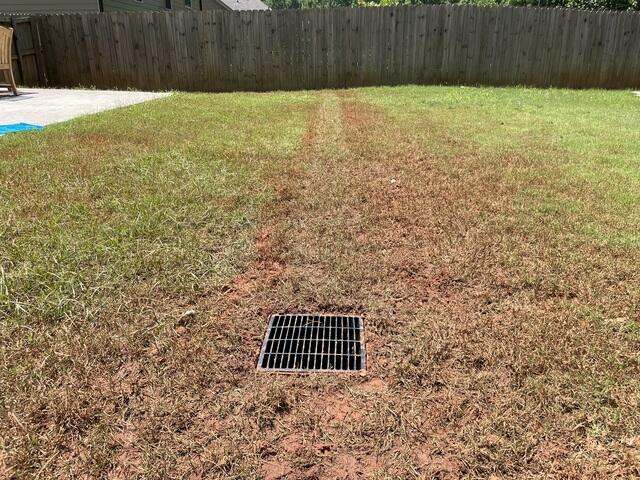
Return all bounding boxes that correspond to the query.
[168,90,451,478]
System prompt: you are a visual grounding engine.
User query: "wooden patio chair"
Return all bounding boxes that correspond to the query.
[0,26,18,95]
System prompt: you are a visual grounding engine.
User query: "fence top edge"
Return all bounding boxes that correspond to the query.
[1,3,639,20]
[0,15,36,20]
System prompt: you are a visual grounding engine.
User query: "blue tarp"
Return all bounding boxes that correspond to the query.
[0,123,45,136]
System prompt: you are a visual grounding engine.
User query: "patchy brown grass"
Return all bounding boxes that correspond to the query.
[2,88,639,479]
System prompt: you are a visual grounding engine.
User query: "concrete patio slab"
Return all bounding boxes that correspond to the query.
[0,88,170,126]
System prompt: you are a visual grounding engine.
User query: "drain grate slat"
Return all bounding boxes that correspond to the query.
[257,314,366,372]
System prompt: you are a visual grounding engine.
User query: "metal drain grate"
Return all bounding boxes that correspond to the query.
[257,314,366,372]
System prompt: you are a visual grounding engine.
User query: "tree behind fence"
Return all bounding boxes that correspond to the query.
[35,5,640,91]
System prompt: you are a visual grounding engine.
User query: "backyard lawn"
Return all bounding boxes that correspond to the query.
[1,86,639,478]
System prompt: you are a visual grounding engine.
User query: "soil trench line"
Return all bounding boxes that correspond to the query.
[218,89,427,355]
[218,92,349,309]
[197,90,440,477]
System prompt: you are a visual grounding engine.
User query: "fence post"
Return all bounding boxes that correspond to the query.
[10,17,25,84]
[30,18,48,86]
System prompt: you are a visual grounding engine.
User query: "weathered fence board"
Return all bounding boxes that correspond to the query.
[27,5,640,91]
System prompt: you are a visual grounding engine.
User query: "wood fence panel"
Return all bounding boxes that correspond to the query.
[1,15,47,86]
[619,12,640,87]
[586,11,605,87]
[15,6,640,92]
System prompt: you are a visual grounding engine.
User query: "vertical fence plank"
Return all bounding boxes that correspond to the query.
[79,14,98,86]
[327,8,336,88]
[9,17,25,83]
[28,18,47,86]
[392,6,405,85]
[615,11,635,88]
[430,5,446,84]
[381,7,394,86]
[628,14,640,86]
[528,7,547,86]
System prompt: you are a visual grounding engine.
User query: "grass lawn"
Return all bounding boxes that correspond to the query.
[1,86,638,478]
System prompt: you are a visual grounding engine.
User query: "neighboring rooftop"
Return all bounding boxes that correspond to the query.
[213,0,269,10]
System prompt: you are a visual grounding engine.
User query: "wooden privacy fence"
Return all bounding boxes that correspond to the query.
[33,6,640,92]
[0,15,47,86]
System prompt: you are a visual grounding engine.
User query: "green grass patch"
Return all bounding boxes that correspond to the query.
[356,86,640,247]
[0,92,316,324]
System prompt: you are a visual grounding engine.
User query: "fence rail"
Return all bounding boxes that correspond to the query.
[29,6,640,91]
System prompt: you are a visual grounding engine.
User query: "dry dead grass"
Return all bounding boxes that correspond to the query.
[1,88,639,479]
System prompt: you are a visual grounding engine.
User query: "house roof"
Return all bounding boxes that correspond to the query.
[216,0,269,10]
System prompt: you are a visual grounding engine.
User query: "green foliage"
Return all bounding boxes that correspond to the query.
[266,0,638,10]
